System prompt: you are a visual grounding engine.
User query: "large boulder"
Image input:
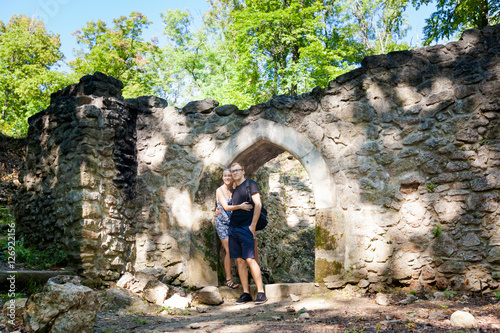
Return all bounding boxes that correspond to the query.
[129,270,162,295]
[143,280,169,305]
[105,287,142,309]
[23,276,99,333]
[198,286,223,305]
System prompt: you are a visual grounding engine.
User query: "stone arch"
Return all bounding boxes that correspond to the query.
[208,119,335,209]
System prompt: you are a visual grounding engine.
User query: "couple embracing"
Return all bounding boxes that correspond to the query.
[215,162,268,304]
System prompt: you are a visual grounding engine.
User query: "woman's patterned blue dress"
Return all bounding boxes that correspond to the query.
[215,197,232,240]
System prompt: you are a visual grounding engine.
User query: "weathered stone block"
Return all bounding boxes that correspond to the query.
[438,260,465,273]
[487,247,500,264]
[143,280,169,305]
[182,99,219,114]
[24,276,99,333]
[198,286,223,305]
[214,104,238,116]
[470,171,500,191]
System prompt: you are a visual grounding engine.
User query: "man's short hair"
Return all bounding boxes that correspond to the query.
[230,162,243,170]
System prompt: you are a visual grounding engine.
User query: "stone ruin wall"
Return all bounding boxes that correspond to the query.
[14,24,500,291]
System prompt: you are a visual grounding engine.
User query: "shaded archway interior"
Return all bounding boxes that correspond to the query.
[232,141,286,176]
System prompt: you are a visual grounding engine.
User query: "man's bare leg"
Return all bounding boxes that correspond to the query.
[246,258,264,292]
[237,258,250,293]
[254,242,259,265]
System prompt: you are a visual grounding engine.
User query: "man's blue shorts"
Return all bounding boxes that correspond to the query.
[228,226,255,259]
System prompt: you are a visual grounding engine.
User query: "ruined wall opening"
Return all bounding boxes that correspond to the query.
[208,119,336,285]
[252,152,316,283]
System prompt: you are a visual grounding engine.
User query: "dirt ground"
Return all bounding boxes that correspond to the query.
[93,287,500,333]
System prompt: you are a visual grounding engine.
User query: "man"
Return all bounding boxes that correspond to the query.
[228,162,267,304]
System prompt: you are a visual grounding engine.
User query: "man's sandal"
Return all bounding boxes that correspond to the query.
[225,279,240,289]
[260,266,270,274]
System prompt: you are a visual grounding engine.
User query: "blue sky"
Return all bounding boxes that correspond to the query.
[0,0,210,69]
[1,0,436,68]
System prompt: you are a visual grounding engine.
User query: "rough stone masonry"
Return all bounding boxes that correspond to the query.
[14,24,500,291]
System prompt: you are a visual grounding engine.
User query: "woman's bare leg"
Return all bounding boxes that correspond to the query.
[221,238,232,280]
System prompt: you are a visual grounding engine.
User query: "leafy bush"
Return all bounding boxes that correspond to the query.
[0,237,69,269]
[0,206,68,269]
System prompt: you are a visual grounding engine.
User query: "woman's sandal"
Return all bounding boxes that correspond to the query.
[225,279,240,289]
[260,266,270,274]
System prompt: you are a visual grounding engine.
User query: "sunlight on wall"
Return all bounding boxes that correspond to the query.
[164,187,194,230]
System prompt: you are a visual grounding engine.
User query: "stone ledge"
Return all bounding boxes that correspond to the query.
[0,269,76,291]
[219,283,329,301]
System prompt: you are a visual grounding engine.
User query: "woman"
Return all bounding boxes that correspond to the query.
[215,168,252,288]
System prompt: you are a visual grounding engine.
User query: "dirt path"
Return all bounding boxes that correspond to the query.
[94,289,500,333]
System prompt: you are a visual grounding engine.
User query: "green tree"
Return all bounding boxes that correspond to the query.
[0,15,70,137]
[156,9,255,108]
[69,12,158,98]
[229,0,340,97]
[412,0,500,45]
[207,0,396,101]
[343,0,410,54]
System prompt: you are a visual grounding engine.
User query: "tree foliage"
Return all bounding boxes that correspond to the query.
[0,15,70,137]
[69,12,158,98]
[1,2,416,135]
[212,0,359,99]
[155,9,258,108]
[342,0,411,54]
[205,0,410,102]
[412,0,500,45]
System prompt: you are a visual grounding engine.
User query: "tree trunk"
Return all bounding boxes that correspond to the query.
[290,44,300,96]
[478,0,489,29]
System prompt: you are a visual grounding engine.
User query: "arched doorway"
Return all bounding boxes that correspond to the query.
[208,119,339,283]
[209,119,335,209]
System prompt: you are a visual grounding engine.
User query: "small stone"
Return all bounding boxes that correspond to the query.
[105,287,141,308]
[2,298,27,322]
[298,312,310,320]
[434,292,446,299]
[375,294,391,306]
[163,294,191,309]
[450,310,477,328]
[429,311,447,321]
[358,279,370,288]
[286,307,296,313]
[325,280,347,289]
[214,104,238,116]
[196,307,208,313]
[397,294,417,305]
[272,316,282,321]
[189,322,202,329]
[290,294,300,302]
[116,272,134,288]
[182,99,219,114]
